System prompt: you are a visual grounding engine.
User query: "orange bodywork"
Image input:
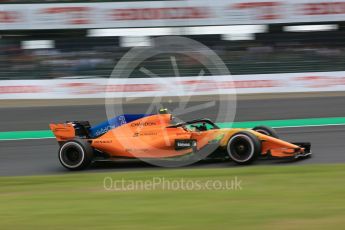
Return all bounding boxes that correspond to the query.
[50,114,307,159]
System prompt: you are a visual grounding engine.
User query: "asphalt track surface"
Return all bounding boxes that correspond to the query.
[0,96,345,176]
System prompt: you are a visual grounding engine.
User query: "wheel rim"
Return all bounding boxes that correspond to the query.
[59,143,85,168]
[228,135,254,162]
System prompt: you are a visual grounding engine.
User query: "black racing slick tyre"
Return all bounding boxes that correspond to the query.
[252,126,279,138]
[227,132,261,165]
[58,139,93,170]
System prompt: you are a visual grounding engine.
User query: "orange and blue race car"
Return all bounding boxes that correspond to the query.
[50,110,312,170]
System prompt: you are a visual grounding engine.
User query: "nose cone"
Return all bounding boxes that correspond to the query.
[254,131,301,149]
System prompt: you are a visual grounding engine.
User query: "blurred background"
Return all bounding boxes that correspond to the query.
[1,0,345,80]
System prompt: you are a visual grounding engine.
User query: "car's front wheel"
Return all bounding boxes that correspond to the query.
[253,126,279,138]
[58,139,93,170]
[227,132,261,165]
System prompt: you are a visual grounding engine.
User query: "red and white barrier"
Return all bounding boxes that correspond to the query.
[2,1,345,30]
[1,71,345,99]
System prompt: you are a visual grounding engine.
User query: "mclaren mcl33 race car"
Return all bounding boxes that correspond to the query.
[50,110,312,170]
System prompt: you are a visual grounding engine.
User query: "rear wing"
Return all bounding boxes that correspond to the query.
[49,121,91,142]
[49,123,75,142]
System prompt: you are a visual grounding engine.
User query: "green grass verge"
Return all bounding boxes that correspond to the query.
[1,164,345,230]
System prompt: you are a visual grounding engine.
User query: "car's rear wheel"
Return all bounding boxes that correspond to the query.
[227,132,261,165]
[253,126,279,138]
[59,139,93,170]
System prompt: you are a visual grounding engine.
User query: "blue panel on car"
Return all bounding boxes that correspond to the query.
[89,114,153,137]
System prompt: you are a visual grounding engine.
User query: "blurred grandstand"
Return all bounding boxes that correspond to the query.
[2,29,345,79]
